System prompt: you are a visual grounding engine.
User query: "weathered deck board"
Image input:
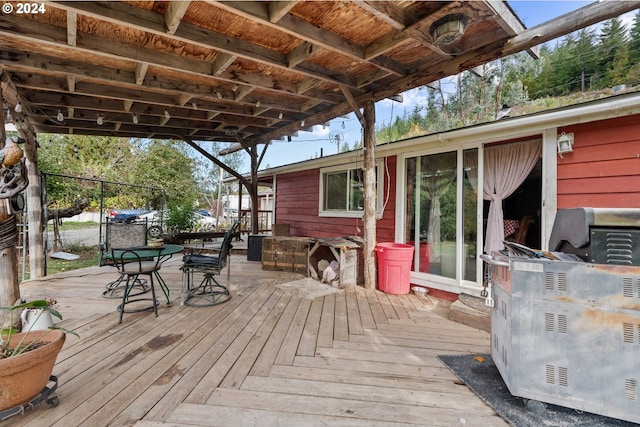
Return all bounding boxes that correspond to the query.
[247,295,300,377]
[296,296,323,356]
[316,292,335,348]
[13,255,506,427]
[241,376,493,412]
[201,388,506,426]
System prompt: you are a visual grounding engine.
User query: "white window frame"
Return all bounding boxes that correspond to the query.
[318,161,384,218]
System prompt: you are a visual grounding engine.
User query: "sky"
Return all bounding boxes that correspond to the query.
[255,0,636,172]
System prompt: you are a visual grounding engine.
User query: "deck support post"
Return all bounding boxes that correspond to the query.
[362,100,377,290]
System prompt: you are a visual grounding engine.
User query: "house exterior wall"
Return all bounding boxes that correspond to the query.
[557,115,640,209]
[274,156,397,241]
[262,94,640,297]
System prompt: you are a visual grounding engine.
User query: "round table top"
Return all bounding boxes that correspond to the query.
[108,244,183,259]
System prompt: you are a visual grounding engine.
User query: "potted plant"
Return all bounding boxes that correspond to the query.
[0,299,77,412]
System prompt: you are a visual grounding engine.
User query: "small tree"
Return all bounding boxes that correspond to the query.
[165,201,197,233]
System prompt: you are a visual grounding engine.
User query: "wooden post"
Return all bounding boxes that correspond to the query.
[362,100,377,290]
[0,92,21,330]
[24,135,44,278]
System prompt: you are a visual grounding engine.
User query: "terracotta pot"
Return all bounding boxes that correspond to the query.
[0,330,65,411]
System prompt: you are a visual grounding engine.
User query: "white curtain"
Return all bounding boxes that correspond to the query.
[423,170,455,260]
[483,141,541,255]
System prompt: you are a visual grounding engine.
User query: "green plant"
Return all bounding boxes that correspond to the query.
[0,299,78,359]
[165,201,197,233]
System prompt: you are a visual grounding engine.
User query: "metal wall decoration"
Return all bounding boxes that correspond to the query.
[0,158,28,199]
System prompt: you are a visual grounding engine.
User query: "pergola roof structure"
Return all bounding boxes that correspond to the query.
[2,1,637,150]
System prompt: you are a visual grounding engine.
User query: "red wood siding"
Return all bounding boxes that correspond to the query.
[275,156,397,242]
[557,115,640,209]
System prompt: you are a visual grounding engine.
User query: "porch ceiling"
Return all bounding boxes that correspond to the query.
[1,1,638,150]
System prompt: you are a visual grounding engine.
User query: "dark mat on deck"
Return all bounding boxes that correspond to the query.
[437,354,639,427]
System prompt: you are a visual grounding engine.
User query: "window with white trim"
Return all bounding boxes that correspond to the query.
[319,163,383,217]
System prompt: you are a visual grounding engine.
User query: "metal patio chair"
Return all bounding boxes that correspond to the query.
[111,247,163,324]
[180,229,234,307]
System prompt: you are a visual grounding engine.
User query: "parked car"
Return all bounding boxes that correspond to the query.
[108,209,149,223]
[194,211,217,231]
[138,210,165,237]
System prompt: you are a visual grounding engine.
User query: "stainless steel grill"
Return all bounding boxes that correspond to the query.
[481,207,640,424]
[548,207,640,265]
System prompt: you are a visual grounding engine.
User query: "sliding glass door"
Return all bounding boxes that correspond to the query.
[405,148,478,282]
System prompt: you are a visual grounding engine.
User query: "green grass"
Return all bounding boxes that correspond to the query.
[47,221,99,230]
[46,244,100,275]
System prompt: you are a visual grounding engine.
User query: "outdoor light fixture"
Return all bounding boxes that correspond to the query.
[56,110,64,121]
[97,114,104,125]
[215,91,222,99]
[557,132,574,158]
[14,102,22,113]
[255,101,260,108]
[430,14,468,45]
[192,102,197,110]
[301,120,305,127]
[278,112,283,119]
[132,113,139,124]
[164,109,171,119]
[224,126,238,136]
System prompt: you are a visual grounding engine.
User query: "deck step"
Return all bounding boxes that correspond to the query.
[165,387,504,427]
[448,294,491,332]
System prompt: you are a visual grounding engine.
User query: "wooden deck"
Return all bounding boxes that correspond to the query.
[16,254,506,426]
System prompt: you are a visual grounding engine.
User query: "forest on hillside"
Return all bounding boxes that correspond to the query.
[374,12,640,143]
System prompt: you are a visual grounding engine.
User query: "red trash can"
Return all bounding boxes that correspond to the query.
[375,243,415,294]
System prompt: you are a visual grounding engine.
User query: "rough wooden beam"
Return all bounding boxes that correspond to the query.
[216,1,408,77]
[339,86,365,127]
[66,10,77,46]
[135,62,149,85]
[66,75,76,92]
[211,53,237,76]
[50,2,360,89]
[268,1,299,23]
[178,94,192,106]
[287,42,320,68]
[165,1,191,35]
[482,0,538,58]
[0,14,342,104]
[504,0,640,55]
[356,1,406,31]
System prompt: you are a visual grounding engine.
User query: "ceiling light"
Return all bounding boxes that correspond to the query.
[57,110,64,121]
[224,126,238,136]
[14,102,22,113]
[430,14,467,45]
[97,114,104,125]
[132,114,139,124]
[164,109,171,119]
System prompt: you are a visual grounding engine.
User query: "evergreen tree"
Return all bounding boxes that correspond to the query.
[598,18,628,88]
[629,10,640,65]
